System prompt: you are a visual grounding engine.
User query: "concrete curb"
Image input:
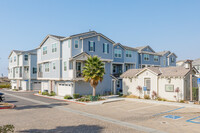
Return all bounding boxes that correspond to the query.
[0,103,15,109]
[34,94,124,105]
[124,98,200,109]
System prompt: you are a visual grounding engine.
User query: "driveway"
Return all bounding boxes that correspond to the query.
[1,89,200,133]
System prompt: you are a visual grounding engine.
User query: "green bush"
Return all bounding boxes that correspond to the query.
[73,93,80,99]
[180,100,185,103]
[0,84,11,88]
[0,125,14,133]
[144,95,150,99]
[77,97,90,102]
[42,91,49,95]
[64,95,73,99]
[48,91,56,96]
[13,89,19,91]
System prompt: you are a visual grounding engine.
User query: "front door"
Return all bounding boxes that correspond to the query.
[144,78,151,94]
[76,62,82,77]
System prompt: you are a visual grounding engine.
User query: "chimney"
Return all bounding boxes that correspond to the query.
[184,60,193,70]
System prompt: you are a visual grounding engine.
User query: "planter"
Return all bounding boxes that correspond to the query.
[90,96,98,101]
[0,103,15,109]
[188,101,195,104]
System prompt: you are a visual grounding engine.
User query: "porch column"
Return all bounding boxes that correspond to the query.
[114,80,116,95]
[73,60,76,78]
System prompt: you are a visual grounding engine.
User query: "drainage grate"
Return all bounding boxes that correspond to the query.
[163,115,182,120]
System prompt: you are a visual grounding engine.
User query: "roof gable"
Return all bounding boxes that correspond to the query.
[167,53,177,58]
[135,45,155,53]
[39,35,65,48]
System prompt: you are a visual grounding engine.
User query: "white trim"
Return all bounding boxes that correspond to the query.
[38,58,62,64]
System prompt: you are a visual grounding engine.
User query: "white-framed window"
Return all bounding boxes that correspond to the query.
[144,54,149,61]
[64,62,67,71]
[44,63,49,72]
[16,68,18,73]
[52,63,56,70]
[114,49,122,58]
[74,40,79,49]
[69,62,73,69]
[165,85,174,92]
[103,43,109,54]
[33,67,37,74]
[52,43,57,53]
[171,57,175,63]
[14,56,16,62]
[24,55,28,61]
[43,46,47,55]
[89,41,95,52]
[154,56,159,62]
[126,50,132,57]
[10,57,12,63]
[24,66,29,73]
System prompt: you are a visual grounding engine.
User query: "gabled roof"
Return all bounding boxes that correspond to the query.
[69,52,90,61]
[39,34,65,48]
[192,58,200,66]
[113,43,125,49]
[167,52,177,58]
[156,51,170,56]
[8,49,37,58]
[80,33,115,44]
[114,43,137,51]
[135,45,155,53]
[70,31,97,38]
[121,66,194,78]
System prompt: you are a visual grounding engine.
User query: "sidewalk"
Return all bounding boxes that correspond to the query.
[34,93,124,105]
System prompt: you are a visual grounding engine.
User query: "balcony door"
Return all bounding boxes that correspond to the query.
[76,62,82,77]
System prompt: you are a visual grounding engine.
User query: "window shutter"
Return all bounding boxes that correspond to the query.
[88,41,90,51]
[107,44,109,53]
[103,43,105,53]
[93,42,95,52]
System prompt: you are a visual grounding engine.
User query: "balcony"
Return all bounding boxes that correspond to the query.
[76,71,83,78]
[112,73,122,78]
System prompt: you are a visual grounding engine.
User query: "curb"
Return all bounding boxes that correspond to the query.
[0,103,15,109]
[33,94,86,105]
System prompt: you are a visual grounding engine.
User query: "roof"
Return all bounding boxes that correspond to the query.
[121,66,192,78]
[192,58,200,66]
[135,45,155,53]
[114,43,137,51]
[8,49,37,58]
[156,51,170,56]
[50,35,65,39]
[167,52,177,58]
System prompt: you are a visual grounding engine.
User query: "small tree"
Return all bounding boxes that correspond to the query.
[175,87,180,102]
[136,86,142,98]
[83,56,105,96]
[152,91,157,99]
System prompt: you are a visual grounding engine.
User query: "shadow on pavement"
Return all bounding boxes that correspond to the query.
[14,102,68,110]
[19,125,103,133]
[5,101,18,103]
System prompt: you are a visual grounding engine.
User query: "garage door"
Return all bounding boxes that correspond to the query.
[32,82,41,91]
[21,81,27,91]
[58,83,72,96]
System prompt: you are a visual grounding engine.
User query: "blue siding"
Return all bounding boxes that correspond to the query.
[124,50,138,68]
[113,45,124,63]
[142,47,154,52]
[140,54,161,66]
[71,37,82,56]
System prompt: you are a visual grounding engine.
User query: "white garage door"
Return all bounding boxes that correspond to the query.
[32,82,41,91]
[21,81,27,91]
[58,83,72,96]
[42,82,48,92]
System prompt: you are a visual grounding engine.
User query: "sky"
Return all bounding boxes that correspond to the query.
[0,0,200,76]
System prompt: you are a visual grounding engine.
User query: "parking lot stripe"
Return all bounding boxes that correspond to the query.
[128,104,159,112]
[4,92,166,133]
[186,116,200,124]
[152,107,185,116]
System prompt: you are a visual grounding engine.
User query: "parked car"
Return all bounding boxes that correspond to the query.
[0,92,5,102]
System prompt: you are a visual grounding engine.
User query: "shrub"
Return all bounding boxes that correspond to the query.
[77,97,90,102]
[151,91,157,99]
[73,93,80,99]
[42,91,49,95]
[156,97,167,101]
[126,95,139,99]
[48,91,56,96]
[180,100,185,103]
[0,125,14,133]
[13,89,19,91]
[144,95,150,99]
[64,95,73,99]
[0,84,11,88]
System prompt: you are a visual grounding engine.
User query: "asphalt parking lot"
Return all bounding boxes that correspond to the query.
[1,89,200,133]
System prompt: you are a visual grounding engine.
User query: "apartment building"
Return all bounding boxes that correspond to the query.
[8,49,40,90]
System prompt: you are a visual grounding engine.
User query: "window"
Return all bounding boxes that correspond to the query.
[43,46,47,55]
[103,43,109,54]
[126,50,132,57]
[68,40,71,48]
[52,63,56,70]
[16,68,18,73]
[52,43,57,53]
[33,67,37,74]
[154,56,159,62]
[171,57,175,63]
[163,59,166,66]
[69,62,73,69]
[74,40,79,48]
[165,85,174,92]
[117,80,120,88]
[113,65,116,73]
[144,54,149,61]
[24,67,29,73]
[14,56,16,62]
[114,49,122,58]
[64,62,67,71]
[45,63,49,72]
[89,41,95,52]
[24,55,28,61]
[10,57,12,63]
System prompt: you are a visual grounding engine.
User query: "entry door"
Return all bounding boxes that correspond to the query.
[76,62,82,77]
[144,78,151,94]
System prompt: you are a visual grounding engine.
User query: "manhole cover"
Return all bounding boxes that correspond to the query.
[161,121,168,124]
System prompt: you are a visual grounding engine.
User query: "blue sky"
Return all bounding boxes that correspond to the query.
[0,0,200,76]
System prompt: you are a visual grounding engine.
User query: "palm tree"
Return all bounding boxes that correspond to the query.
[82,56,105,96]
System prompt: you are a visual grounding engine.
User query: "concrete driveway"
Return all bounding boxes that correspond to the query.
[1,89,200,133]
